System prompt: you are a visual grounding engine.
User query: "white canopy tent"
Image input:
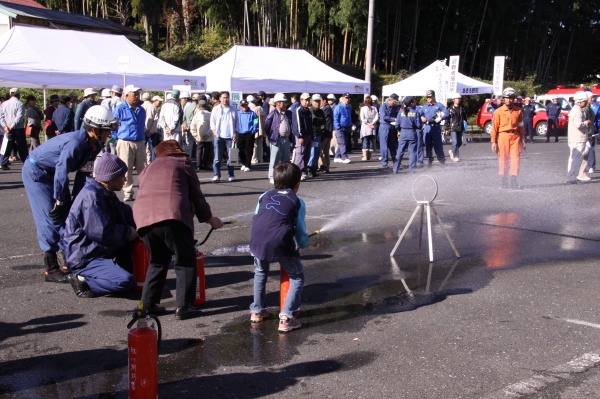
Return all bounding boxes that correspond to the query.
[192,45,370,95]
[382,60,493,98]
[0,26,206,91]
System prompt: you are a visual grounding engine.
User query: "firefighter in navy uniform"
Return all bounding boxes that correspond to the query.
[521,97,536,143]
[378,93,400,168]
[22,106,118,282]
[546,97,562,142]
[418,90,450,166]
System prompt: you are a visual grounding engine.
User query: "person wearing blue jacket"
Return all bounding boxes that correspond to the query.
[378,94,400,168]
[52,96,74,134]
[249,162,308,332]
[64,153,137,298]
[333,93,353,163]
[418,90,450,166]
[265,93,293,184]
[22,106,118,283]
[112,85,147,201]
[394,97,422,173]
[292,93,315,179]
[237,100,259,172]
[545,97,562,143]
[74,88,97,130]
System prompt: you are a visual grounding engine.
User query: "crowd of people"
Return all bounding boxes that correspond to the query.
[0,83,598,332]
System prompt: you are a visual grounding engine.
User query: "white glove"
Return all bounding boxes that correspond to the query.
[435,116,442,123]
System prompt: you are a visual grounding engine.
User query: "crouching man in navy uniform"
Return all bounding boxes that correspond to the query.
[22,106,118,283]
[63,153,137,298]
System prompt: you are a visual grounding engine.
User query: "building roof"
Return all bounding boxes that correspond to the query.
[0,0,45,9]
[0,1,139,36]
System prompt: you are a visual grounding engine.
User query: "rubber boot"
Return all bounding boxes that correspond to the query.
[510,176,522,190]
[501,176,508,189]
[362,150,368,161]
[44,252,69,283]
[366,150,371,160]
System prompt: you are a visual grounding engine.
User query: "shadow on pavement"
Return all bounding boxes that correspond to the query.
[0,314,86,343]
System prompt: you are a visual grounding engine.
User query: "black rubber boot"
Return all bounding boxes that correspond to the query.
[501,176,508,189]
[44,252,69,283]
[67,274,96,298]
[510,176,522,190]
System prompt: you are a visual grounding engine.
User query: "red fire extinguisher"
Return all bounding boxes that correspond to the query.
[127,302,162,399]
[132,240,150,292]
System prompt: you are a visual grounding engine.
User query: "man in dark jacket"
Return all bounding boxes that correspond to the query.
[446,93,468,162]
[74,88,97,130]
[308,94,325,177]
[64,153,137,298]
[52,96,74,135]
[320,95,335,172]
[292,93,314,180]
[546,97,562,143]
[265,93,293,184]
[522,97,536,143]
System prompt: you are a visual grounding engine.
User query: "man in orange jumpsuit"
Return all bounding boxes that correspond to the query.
[491,87,526,189]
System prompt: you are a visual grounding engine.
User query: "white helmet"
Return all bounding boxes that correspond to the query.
[83,105,119,130]
[327,94,336,100]
[246,95,255,102]
[100,88,111,98]
[573,91,588,103]
[273,93,287,102]
[502,87,516,99]
[370,95,378,101]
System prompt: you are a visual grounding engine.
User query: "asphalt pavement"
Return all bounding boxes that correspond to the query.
[0,136,599,398]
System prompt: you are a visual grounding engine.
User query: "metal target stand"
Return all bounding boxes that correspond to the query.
[390,175,460,262]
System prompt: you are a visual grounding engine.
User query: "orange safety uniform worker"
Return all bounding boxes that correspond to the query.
[491,87,526,189]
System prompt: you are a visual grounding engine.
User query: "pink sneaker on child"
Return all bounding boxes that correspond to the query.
[250,311,269,323]
[278,316,301,333]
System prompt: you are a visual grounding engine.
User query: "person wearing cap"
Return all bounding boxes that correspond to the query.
[257,91,270,115]
[112,85,147,201]
[191,93,201,105]
[393,96,421,173]
[581,91,598,175]
[589,95,600,174]
[265,93,293,183]
[332,93,353,164]
[74,88,98,130]
[418,89,449,166]
[158,88,184,145]
[63,153,137,298]
[180,92,196,158]
[133,140,224,320]
[25,95,44,150]
[445,93,467,162]
[22,105,118,283]
[107,85,123,111]
[521,97,536,143]
[307,94,325,175]
[237,100,259,172]
[546,97,562,143]
[210,91,239,182]
[52,96,74,136]
[319,94,336,172]
[44,94,61,140]
[567,91,593,184]
[360,96,379,161]
[378,93,400,168]
[291,93,315,179]
[490,87,526,189]
[141,93,161,163]
[249,96,267,164]
[0,88,27,168]
[515,96,523,108]
[190,99,213,171]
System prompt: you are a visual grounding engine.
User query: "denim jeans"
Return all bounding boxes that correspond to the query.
[378,125,397,165]
[268,136,291,179]
[450,131,463,159]
[250,257,304,318]
[213,136,234,178]
[362,135,375,150]
[308,136,321,168]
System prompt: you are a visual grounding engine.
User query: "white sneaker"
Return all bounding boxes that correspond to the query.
[228,176,236,182]
[212,176,220,182]
[577,175,591,182]
[242,166,250,172]
[448,149,454,161]
[333,158,343,163]
[269,178,274,184]
[454,158,460,162]
[300,174,307,181]
[342,159,351,164]
[589,168,594,174]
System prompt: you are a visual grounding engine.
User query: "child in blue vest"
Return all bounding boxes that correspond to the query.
[249,162,309,332]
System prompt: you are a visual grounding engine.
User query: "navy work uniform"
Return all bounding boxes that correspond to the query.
[521,101,536,142]
[418,95,449,165]
[394,97,422,173]
[546,100,561,142]
[378,95,400,167]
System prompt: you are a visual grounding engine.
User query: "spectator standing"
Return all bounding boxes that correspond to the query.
[521,97,536,143]
[113,85,147,201]
[44,94,60,140]
[25,95,44,150]
[566,91,592,183]
[333,93,353,164]
[360,96,378,161]
[237,100,259,172]
[53,96,74,135]
[0,88,27,167]
[292,93,315,179]
[250,97,267,164]
[190,99,213,171]
[258,91,270,116]
[307,94,325,177]
[265,93,292,184]
[141,93,161,163]
[319,94,335,172]
[210,91,238,182]
[74,88,97,130]
[546,97,561,143]
[446,93,467,162]
[589,96,600,174]
[490,87,526,189]
[158,89,183,144]
[378,93,400,168]
[180,92,196,158]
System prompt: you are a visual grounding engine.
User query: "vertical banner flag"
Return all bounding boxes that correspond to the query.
[434,62,447,105]
[448,56,460,96]
[230,91,242,109]
[493,56,505,96]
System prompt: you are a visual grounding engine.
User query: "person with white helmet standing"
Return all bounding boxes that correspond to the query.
[490,87,526,189]
[22,105,119,283]
[446,93,467,162]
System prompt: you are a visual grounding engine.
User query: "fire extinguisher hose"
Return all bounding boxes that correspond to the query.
[196,220,236,246]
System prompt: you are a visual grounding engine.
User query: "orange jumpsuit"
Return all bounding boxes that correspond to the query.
[491,105,525,176]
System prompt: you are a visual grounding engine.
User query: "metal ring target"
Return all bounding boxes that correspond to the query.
[411,175,438,203]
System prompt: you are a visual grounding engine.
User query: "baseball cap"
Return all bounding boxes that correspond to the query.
[403,96,414,106]
[258,91,267,97]
[426,90,435,97]
[273,93,287,102]
[151,95,163,102]
[342,92,351,98]
[389,93,399,100]
[300,93,311,100]
[172,89,180,98]
[9,88,20,95]
[370,95,378,101]
[111,85,123,94]
[123,85,141,95]
[312,94,322,101]
[239,100,249,106]
[327,94,336,100]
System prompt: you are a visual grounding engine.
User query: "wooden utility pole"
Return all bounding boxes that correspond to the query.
[364,0,375,95]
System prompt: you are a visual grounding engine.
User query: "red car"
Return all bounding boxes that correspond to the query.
[475,100,568,136]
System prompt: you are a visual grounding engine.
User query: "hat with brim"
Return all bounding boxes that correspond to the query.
[83,88,97,97]
[155,140,189,158]
[124,85,141,96]
[49,94,60,102]
[151,95,163,102]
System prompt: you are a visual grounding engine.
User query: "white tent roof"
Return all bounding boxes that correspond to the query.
[382,60,492,97]
[192,45,370,95]
[0,26,206,91]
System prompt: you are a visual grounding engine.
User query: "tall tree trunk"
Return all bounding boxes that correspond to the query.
[342,22,349,65]
[436,0,451,59]
[561,28,574,82]
[469,0,488,76]
[408,0,420,72]
[143,15,149,45]
[182,0,190,40]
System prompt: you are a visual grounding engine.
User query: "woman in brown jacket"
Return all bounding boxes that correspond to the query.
[133,140,223,320]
